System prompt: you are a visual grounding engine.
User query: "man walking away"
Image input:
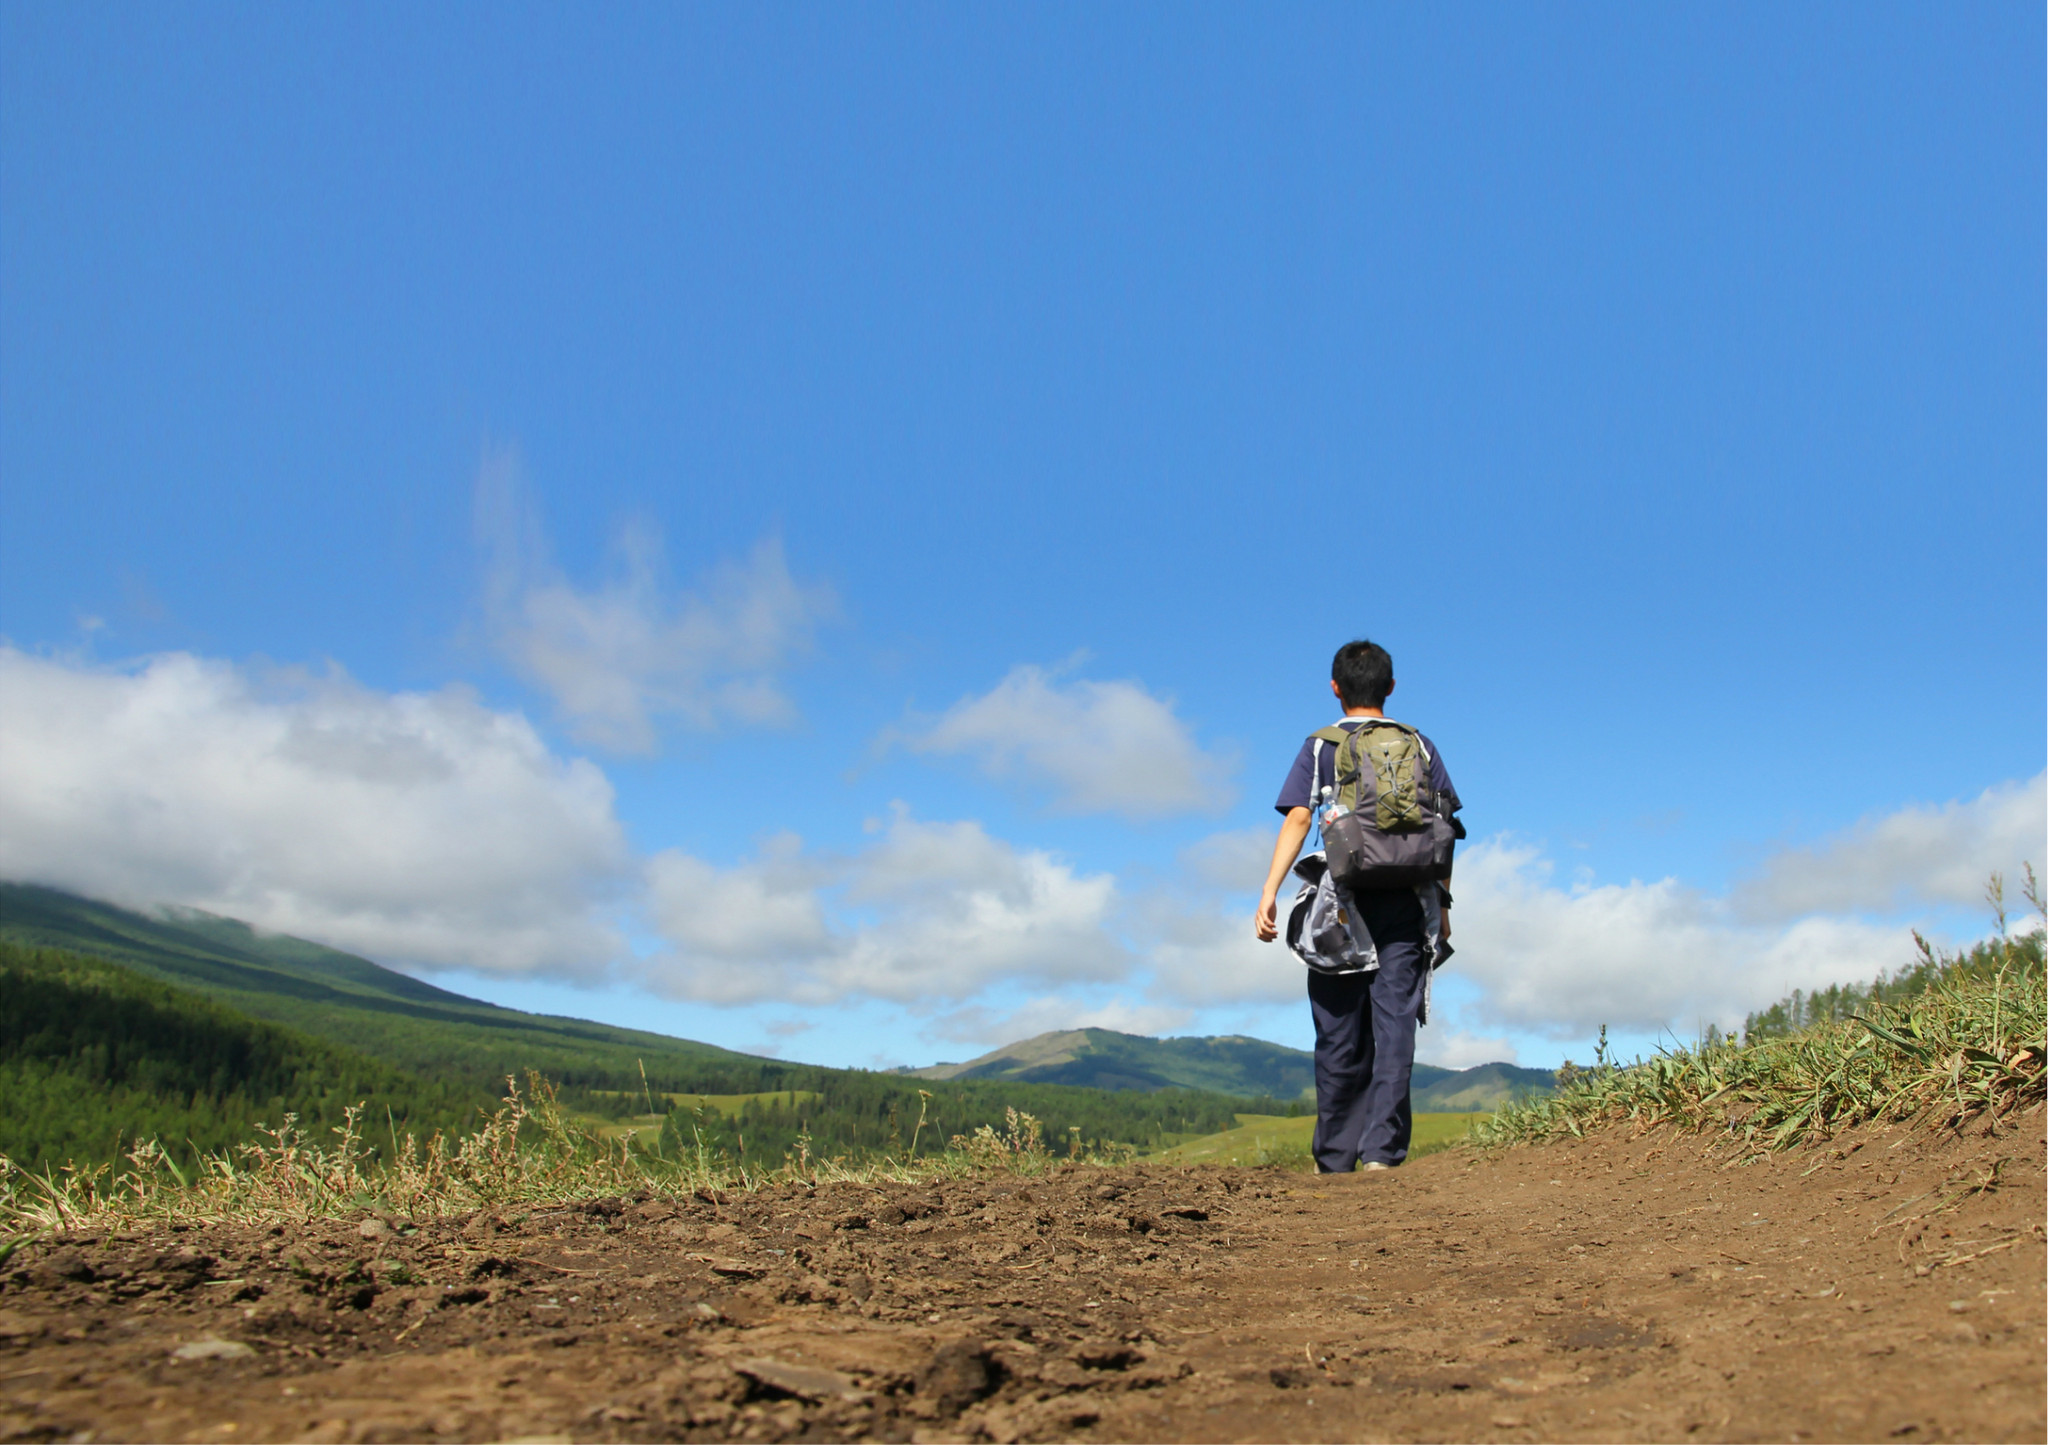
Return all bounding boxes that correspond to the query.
[1253,640,1463,1172]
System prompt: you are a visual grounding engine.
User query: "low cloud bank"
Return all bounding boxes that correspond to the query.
[0,646,627,975]
[1,640,2033,1056]
[1110,772,2042,1042]
[1416,1029,1524,1070]
[1448,841,1913,1038]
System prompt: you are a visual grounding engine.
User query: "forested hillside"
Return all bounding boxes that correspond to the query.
[0,942,482,1171]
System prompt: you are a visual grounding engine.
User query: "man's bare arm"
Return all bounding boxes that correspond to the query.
[1254,807,1313,942]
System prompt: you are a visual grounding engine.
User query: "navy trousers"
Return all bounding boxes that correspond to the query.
[1307,887,1429,1172]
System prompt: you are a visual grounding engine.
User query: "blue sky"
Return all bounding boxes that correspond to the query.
[2,5,2041,1073]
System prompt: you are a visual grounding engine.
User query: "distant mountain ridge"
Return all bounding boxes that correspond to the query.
[904,1026,1554,1111]
[906,1028,1318,1096]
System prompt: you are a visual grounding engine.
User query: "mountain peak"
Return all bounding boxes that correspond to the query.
[902,1025,1554,1109]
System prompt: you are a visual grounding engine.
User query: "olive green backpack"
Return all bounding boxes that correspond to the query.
[1311,720,1457,890]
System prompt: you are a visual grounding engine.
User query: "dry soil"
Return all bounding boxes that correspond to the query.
[2,1112,2041,1444]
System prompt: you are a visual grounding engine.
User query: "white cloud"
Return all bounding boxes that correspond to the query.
[1451,838,1912,1038]
[16,622,2024,1064]
[642,833,833,969]
[641,808,1130,1006]
[1733,774,2045,921]
[477,453,833,753]
[0,647,629,975]
[901,664,1236,819]
[1417,1030,1521,1070]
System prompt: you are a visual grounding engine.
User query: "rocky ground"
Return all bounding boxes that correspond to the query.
[2,1110,2041,1444]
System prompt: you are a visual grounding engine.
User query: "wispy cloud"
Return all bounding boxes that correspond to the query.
[897,663,1237,820]
[0,646,630,975]
[1732,774,2045,921]
[476,452,833,753]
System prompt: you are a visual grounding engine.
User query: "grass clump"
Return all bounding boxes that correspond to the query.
[1474,871,2046,1158]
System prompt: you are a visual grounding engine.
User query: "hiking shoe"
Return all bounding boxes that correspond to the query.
[1361,1161,1393,1171]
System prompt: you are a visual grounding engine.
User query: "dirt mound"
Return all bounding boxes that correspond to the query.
[2,1113,2040,1443]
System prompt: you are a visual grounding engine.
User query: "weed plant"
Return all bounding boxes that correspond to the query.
[1474,872,2046,1157]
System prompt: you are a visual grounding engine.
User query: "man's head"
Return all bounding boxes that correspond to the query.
[1331,639,1394,709]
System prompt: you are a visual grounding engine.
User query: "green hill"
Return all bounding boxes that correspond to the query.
[1413,1061,1555,1111]
[906,1028,1323,1096]
[0,885,1291,1168]
[0,883,769,1097]
[906,1026,1554,1111]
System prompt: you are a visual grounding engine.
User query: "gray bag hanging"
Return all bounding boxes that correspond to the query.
[1284,851,1379,974]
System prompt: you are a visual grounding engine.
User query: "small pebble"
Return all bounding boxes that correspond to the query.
[174,1337,255,1362]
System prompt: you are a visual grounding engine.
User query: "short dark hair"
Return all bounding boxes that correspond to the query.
[1331,640,1394,708]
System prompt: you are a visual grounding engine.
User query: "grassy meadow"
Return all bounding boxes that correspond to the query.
[580,1090,825,1141]
[1148,1111,1487,1168]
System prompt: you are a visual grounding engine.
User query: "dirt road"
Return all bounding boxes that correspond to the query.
[3,1113,2041,1444]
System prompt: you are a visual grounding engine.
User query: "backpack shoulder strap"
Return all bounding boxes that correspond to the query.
[1314,724,1365,811]
[1307,734,1330,813]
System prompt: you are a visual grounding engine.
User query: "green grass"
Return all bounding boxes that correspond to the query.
[1148,1111,1487,1169]
[1473,915,2045,1158]
[579,1091,826,1140]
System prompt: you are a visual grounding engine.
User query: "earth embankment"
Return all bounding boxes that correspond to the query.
[2,1112,2040,1443]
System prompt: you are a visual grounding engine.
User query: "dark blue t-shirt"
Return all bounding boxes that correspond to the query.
[1274,718,1460,817]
